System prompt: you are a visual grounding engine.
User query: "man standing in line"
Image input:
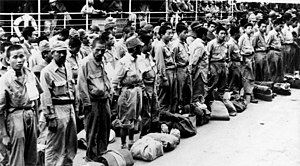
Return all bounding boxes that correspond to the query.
[207,26,229,101]
[154,25,177,113]
[266,19,284,83]
[77,37,112,161]
[252,20,270,81]
[0,45,43,166]
[239,23,257,104]
[40,41,78,166]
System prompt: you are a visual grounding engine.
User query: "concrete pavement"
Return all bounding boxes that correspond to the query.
[74,89,300,166]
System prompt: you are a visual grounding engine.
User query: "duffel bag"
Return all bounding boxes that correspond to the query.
[273,83,291,95]
[210,100,230,121]
[254,81,274,89]
[190,102,210,126]
[98,149,134,166]
[253,85,273,102]
[172,114,197,138]
[146,133,180,152]
[130,136,164,161]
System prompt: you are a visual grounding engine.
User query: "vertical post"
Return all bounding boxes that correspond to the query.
[11,13,13,35]
[86,0,88,32]
[165,0,168,21]
[129,0,132,13]
[38,0,41,36]
[231,0,234,17]
[195,0,198,21]
[63,13,66,28]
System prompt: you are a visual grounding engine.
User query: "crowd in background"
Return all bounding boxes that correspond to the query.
[1,1,300,165]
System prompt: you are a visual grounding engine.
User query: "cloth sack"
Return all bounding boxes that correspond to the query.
[172,114,197,138]
[253,85,273,101]
[230,94,247,113]
[210,100,230,120]
[98,149,134,166]
[130,136,164,161]
[146,133,180,152]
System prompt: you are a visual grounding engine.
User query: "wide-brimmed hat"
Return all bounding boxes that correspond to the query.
[39,40,51,52]
[126,36,144,49]
[50,40,68,52]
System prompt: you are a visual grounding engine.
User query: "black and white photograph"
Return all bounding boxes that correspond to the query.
[0,0,299,165]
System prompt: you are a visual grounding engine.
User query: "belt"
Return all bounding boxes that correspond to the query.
[255,50,267,53]
[210,60,226,63]
[282,43,293,45]
[269,47,281,52]
[52,99,75,105]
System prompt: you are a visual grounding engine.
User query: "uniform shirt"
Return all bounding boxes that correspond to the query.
[207,38,229,62]
[0,68,43,114]
[154,40,176,78]
[281,24,294,44]
[238,33,254,56]
[115,38,127,59]
[66,51,84,82]
[31,60,49,80]
[112,53,143,92]
[189,38,208,81]
[186,31,197,46]
[103,47,118,69]
[252,31,267,52]
[172,39,189,67]
[40,60,75,115]
[266,29,282,50]
[77,54,111,107]
[140,53,156,84]
[227,37,241,62]
[28,49,44,70]
[0,62,8,77]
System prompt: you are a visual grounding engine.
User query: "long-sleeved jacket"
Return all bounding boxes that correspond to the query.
[77,54,111,107]
[40,60,76,115]
[154,40,176,79]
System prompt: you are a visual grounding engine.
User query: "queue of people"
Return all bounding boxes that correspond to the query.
[0,7,300,165]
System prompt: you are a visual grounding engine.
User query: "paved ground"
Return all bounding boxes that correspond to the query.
[74,89,300,166]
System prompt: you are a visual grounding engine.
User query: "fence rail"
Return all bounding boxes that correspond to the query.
[0,10,243,36]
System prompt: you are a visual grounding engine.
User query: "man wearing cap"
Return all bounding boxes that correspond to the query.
[154,25,177,113]
[252,19,270,81]
[186,21,201,46]
[207,26,229,101]
[32,40,52,79]
[77,37,112,161]
[105,17,117,37]
[0,44,43,166]
[0,42,12,77]
[112,36,144,149]
[115,25,134,59]
[189,27,209,104]
[40,40,78,166]
[266,18,284,83]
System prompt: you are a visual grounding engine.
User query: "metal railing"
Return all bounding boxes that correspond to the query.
[0,10,243,36]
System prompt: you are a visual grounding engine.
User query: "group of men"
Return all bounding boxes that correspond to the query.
[0,8,299,166]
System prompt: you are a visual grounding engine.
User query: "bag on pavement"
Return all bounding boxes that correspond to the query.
[146,133,180,151]
[210,100,230,120]
[98,149,134,166]
[130,136,164,161]
[172,114,197,138]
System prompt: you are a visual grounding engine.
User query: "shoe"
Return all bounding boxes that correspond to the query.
[250,99,259,104]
